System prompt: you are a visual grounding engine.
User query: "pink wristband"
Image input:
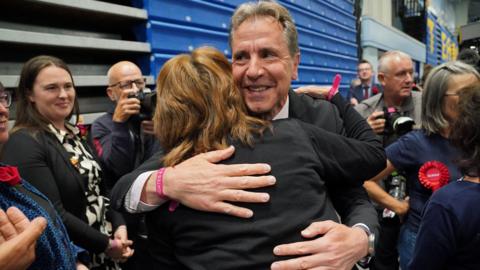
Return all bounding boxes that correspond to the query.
[155,167,179,212]
[155,168,169,200]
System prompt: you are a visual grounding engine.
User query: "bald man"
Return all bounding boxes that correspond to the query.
[92,61,159,187]
[91,61,158,269]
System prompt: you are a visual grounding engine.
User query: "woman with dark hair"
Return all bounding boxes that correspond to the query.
[363,61,480,269]
[0,82,86,269]
[409,83,480,269]
[1,56,133,269]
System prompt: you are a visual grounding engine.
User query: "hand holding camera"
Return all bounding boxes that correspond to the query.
[381,107,415,137]
[366,111,386,134]
[112,89,141,123]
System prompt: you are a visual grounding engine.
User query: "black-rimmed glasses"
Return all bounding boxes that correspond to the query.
[0,92,12,108]
[109,78,146,90]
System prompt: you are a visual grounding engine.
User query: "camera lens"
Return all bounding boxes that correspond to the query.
[392,116,415,135]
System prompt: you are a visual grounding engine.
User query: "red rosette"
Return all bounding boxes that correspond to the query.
[372,86,379,95]
[77,124,88,138]
[418,161,450,191]
[0,166,21,186]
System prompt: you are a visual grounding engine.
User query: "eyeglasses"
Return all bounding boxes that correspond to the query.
[0,92,12,108]
[109,78,146,90]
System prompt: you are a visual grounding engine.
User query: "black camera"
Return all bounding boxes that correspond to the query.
[379,107,415,146]
[129,88,157,121]
[388,171,407,201]
[383,171,407,218]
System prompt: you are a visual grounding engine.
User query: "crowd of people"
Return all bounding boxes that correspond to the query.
[1,1,480,270]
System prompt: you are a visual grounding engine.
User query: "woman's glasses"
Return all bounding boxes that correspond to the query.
[0,92,12,108]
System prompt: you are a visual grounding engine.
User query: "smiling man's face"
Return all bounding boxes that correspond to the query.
[231,16,299,120]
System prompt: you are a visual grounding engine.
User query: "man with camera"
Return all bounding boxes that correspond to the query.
[91,61,159,269]
[355,50,421,270]
[92,61,160,187]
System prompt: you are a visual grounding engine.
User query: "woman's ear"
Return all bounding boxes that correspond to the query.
[27,90,35,103]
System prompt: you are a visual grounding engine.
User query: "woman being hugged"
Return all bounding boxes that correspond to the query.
[1,56,133,269]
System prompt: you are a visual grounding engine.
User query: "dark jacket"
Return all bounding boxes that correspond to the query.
[91,105,160,188]
[2,128,124,253]
[112,92,385,269]
[144,117,384,269]
[288,91,382,233]
[348,83,382,102]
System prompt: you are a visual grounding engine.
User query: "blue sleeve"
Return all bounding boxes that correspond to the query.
[91,116,136,179]
[408,199,457,269]
[386,132,420,171]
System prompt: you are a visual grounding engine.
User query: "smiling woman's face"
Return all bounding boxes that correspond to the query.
[28,66,75,129]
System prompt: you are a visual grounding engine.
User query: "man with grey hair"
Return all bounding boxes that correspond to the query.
[356,51,421,137]
[111,1,383,269]
[356,50,421,270]
[229,3,379,268]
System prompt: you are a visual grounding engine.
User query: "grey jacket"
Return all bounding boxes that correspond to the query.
[354,91,422,129]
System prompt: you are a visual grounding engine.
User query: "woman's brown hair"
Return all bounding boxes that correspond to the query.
[154,47,268,166]
[13,55,79,133]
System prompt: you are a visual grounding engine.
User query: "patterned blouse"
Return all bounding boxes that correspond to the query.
[48,124,117,270]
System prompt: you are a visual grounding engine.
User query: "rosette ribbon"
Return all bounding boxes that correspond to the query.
[418,161,450,191]
[0,166,21,186]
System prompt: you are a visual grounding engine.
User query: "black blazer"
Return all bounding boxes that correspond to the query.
[1,128,124,253]
[112,93,386,269]
[348,83,382,102]
[288,91,381,234]
[111,92,383,238]
[141,117,384,268]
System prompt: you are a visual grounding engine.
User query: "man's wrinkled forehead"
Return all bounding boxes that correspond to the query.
[233,15,283,36]
[382,55,413,73]
[231,16,285,49]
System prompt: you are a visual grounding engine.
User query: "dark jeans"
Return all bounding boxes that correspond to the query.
[398,225,417,270]
[370,212,401,270]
